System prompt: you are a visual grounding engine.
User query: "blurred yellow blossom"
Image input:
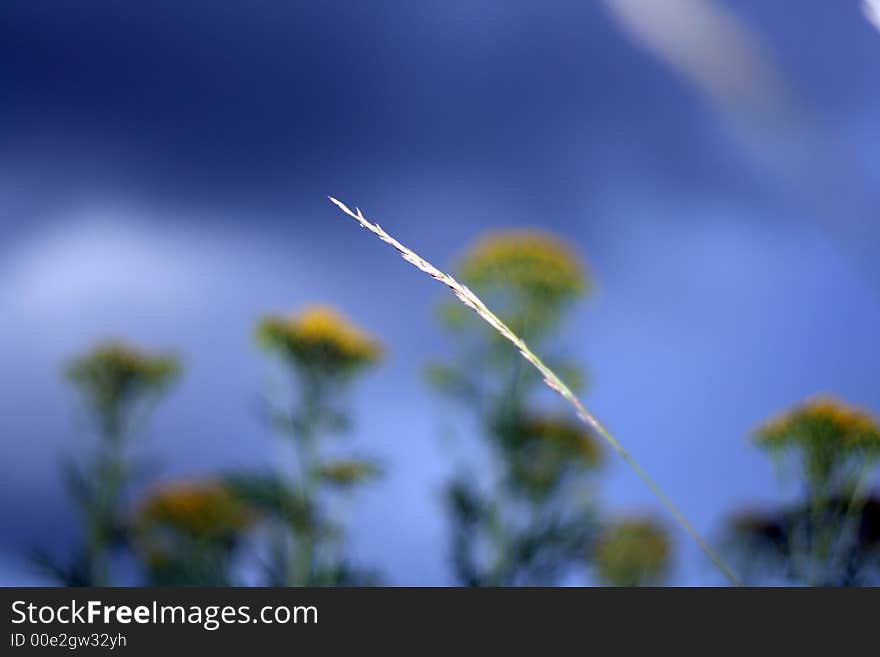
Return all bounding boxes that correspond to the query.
[67,341,179,407]
[257,306,382,376]
[756,395,880,452]
[316,459,381,487]
[459,230,589,302]
[595,518,670,587]
[135,481,254,542]
[523,415,603,467]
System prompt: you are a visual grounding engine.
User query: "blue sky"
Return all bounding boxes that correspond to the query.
[1,1,879,585]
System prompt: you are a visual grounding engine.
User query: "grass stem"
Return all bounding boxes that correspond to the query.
[329,196,741,586]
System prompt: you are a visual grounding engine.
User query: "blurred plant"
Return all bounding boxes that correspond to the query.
[757,396,880,492]
[595,518,671,586]
[725,396,880,585]
[34,342,178,586]
[133,480,254,585]
[329,197,740,586]
[231,306,383,585]
[430,230,602,585]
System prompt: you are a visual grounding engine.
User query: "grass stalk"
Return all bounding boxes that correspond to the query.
[329,196,741,586]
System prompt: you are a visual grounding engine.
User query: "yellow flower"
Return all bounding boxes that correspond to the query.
[595,518,670,586]
[316,460,381,486]
[136,481,254,542]
[67,341,179,406]
[459,230,589,303]
[755,395,880,452]
[522,415,603,466]
[505,414,602,498]
[257,306,382,376]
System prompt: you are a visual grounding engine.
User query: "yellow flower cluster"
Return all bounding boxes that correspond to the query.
[317,459,381,486]
[136,481,254,541]
[67,341,179,402]
[595,518,670,586]
[756,395,880,452]
[257,306,382,375]
[459,230,589,301]
[523,415,603,466]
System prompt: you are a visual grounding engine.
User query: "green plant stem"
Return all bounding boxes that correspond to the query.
[285,375,325,586]
[329,197,742,586]
[88,423,126,586]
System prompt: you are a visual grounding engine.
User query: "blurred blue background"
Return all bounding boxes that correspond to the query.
[2,0,879,585]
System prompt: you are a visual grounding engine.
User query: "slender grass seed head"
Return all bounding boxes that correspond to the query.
[328,196,742,586]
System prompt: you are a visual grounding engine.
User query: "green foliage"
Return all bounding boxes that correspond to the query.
[225,472,313,529]
[726,497,880,586]
[496,413,603,501]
